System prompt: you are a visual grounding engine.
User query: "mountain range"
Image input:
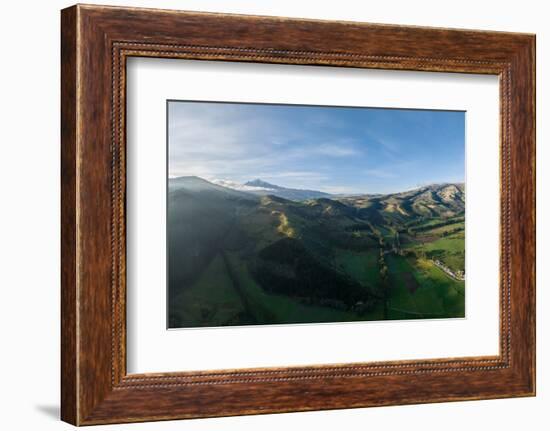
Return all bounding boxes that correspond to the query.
[170,176,465,218]
[208,178,333,201]
[168,175,465,328]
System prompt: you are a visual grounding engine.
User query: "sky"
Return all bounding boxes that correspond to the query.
[168,100,465,194]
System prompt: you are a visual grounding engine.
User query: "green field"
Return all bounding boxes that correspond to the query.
[385,255,464,319]
[333,248,381,291]
[410,227,465,273]
[169,254,245,328]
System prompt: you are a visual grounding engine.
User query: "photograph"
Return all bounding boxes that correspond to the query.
[51,3,537,426]
[167,101,466,328]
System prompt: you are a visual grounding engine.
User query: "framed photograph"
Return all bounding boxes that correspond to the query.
[61,4,536,425]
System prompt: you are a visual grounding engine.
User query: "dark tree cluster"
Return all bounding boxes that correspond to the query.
[253,237,375,309]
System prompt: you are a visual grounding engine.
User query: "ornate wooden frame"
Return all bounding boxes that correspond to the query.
[61,4,536,426]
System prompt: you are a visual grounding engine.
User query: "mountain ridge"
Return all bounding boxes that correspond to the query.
[168,175,465,328]
[168,176,464,216]
[243,178,333,201]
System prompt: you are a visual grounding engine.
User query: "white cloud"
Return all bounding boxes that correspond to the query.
[256,171,328,180]
[316,142,360,157]
[320,185,362,194]
[168,102,359,184]
[167,102,383,193]
[210,179,274,192]
[364,168,398,179]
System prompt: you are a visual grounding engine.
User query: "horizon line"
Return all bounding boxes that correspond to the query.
[168,174,465,196]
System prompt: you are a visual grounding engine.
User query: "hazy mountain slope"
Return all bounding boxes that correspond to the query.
[167,176,259,298]
[242,179,333,201]
[169,176,259,201]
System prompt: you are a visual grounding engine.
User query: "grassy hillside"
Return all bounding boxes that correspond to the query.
[168,177,465,328]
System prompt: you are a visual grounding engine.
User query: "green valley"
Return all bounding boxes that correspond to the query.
[168,176,465,328]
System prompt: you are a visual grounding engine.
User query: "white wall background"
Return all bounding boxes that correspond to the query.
[0,0,546,429]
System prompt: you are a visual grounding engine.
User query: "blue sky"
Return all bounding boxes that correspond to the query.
[168,101,464,194]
